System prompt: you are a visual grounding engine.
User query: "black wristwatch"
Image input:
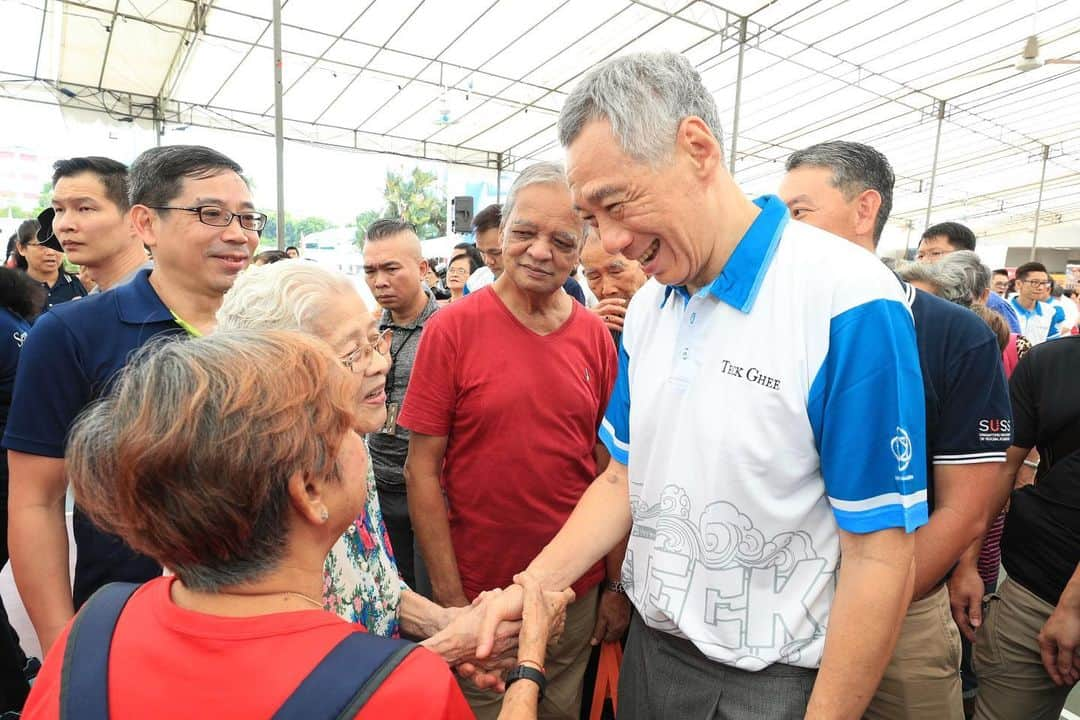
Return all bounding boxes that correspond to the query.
[605,580,626,594]
[506,665,546,700]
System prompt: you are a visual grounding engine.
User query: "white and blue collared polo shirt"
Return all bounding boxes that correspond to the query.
[1008,296,1064,345]
[599,195,928,672]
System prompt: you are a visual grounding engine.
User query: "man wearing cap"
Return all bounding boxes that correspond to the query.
[46,157,149,292]
[3,145,260,654]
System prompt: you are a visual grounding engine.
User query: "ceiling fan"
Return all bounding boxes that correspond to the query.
[973,34,1080,77]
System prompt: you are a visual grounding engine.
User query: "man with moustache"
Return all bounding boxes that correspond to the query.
[402,162,619,719]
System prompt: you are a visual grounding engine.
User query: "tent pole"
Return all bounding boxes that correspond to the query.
[496,152,503,203]
[923,99,946,231]
[728,16,748,176]
[273,0,286,251]
[1029,144,1049,262]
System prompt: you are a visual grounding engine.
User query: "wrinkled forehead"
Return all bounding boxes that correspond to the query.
[580,239,625,269]
[507,184,581,232]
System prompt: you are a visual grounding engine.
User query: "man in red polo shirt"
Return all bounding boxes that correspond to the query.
[400,161,621,720]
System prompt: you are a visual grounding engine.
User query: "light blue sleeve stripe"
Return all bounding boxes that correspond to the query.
[833,502,929,534]
[600,337,631,465]
[807,298,928,535]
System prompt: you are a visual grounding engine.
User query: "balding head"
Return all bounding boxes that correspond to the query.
[580,228,648,302]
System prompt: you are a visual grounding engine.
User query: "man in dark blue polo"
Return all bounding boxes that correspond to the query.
[2,145,262,654]
[780,140,1012,720]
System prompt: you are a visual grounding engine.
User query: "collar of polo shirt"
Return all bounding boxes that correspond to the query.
[662,195,789,314]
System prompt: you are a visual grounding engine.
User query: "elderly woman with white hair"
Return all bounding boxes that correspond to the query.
[216,262,526,679]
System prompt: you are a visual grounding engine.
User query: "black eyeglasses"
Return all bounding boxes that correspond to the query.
[148,205,267,234]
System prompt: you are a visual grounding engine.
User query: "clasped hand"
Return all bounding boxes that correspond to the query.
[423,574,575,691]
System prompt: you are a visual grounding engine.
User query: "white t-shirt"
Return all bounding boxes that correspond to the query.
[600,195,928,671]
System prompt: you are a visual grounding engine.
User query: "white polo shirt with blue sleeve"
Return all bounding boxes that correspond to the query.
[599,195,927,672]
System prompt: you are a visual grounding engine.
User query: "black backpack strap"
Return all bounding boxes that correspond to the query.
[272,632,416,720]
[59,582,140,720]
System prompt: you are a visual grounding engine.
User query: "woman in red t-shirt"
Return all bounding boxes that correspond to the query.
[21,331,474,719]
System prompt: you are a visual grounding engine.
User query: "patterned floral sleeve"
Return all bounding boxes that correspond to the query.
[322,465,403,637]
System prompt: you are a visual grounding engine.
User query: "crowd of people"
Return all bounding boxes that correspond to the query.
[0,50,1075,720]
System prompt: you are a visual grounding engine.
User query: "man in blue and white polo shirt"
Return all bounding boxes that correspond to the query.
[1009,261,1065,344]
[474,52,928,720]
[781,140,1012,720]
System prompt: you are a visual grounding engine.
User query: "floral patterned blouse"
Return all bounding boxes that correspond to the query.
[322,465,404,637]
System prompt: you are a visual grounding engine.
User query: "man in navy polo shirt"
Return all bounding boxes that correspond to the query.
[780,140,1012,720]
[47,156,150,293]
[3,145,261,654]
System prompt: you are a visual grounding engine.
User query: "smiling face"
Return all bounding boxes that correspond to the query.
[314,289,390,434]
[567,119,712,289]
[139,170,259,297]
[51,172,131,268]
[580,234,647,301]
[500,183,583,297]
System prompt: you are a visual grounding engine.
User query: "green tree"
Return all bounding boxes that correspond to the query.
[353,209,381,246]
[260,211,335,246]
[351,167,448,247]
[384,168,447,240]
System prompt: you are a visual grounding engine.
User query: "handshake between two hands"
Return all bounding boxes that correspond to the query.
[420,573,576,693]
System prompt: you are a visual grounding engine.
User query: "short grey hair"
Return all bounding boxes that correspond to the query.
[217,262,358,338]
[786,141,895,244]
[558,51,723,165]
[501,161,585,247]
[934,250,991,307]
[895,261,942,295]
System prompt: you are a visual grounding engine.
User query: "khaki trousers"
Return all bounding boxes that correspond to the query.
[864,584,964,720]
[460,585,598,720]
[973,577,1075,720]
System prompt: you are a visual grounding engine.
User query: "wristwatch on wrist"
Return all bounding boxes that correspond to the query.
[605,580,626,594]
[506,665,546,700]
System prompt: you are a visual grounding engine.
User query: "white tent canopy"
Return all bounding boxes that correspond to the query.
[2,0,1080,257]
